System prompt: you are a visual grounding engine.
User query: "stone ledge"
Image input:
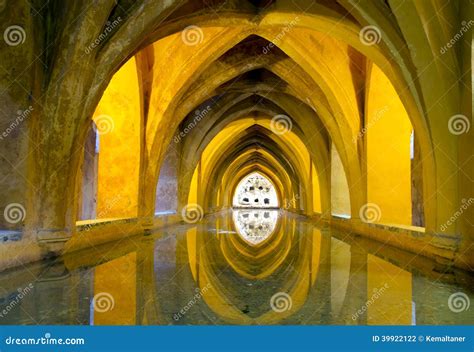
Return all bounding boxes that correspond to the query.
[0,213,187,273]
[65,213,183,253]
[326,216,470,271]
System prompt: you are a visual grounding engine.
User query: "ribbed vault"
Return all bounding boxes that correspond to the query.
[0,0,471,272]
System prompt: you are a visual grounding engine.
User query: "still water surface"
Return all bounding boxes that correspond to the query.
[0,210,472,325]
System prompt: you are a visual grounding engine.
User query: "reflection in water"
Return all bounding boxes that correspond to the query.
[232,210,279,245]
[0,210,473,326]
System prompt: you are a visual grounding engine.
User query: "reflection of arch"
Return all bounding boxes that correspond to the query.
[232,172,279,208]
[232,209,278,246]
[185,217,324,324]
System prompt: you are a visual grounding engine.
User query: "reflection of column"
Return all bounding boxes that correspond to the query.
[136,238,159,325]
[171,228,216,324]
[338,245,368,325]
[412,275,472,325]
[317,229,332,320]
[93,252,137,325]
[69,268,93,324]
[154,230,193,324]
[411,276,432,325]
[30,262,73,324]
[330,238,351,319]
[367,254,412,325]
[295,226,332,324]
[0,263,71,324]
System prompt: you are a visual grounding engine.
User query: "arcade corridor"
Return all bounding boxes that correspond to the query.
[0,0,472,327]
